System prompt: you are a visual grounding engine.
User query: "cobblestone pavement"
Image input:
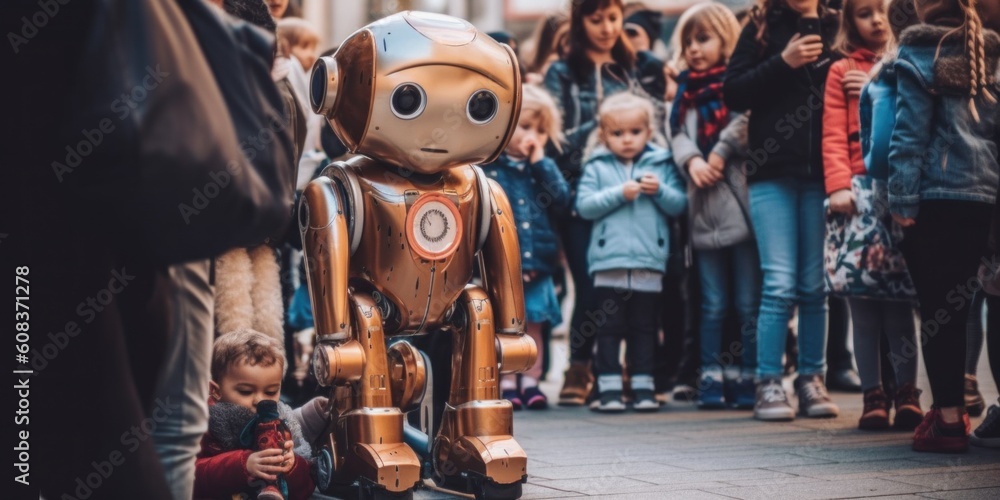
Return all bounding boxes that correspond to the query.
[318,339,1000,499]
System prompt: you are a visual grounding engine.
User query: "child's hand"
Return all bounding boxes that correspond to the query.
[623,180,642,201]
[781,33,823,69]
[639,173,660,195]
[707,153,725,172]
[892,214,916,227]
[525,136,546,164]
[246,444,294,481]
[842,70,869,98]
[688,157,722,188]
[828,188,856,215]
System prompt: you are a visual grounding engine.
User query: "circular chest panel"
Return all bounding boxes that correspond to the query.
[405,193,463,260]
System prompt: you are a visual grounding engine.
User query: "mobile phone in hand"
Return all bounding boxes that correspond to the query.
[797,17,821,37]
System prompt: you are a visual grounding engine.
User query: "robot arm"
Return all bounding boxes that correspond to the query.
[299,176,351,343]
[477,178,526,335]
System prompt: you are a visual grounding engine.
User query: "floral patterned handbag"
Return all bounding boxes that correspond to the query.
[824,175,917,301]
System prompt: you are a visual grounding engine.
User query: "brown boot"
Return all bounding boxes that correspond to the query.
[859,387,891,430]
[558,361,593,406]
[894,382,924,431]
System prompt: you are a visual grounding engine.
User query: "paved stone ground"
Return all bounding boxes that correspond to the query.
[319,338,1000,499]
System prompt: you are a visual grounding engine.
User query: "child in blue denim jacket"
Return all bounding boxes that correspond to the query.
[480,85,571,410]
[576,92,687,412]
[888,0,1000,453]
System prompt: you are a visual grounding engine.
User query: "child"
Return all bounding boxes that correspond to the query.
[888,0,1000,452]
[481,85,571,410]
[544,0,658,407]
[576,92,687,412]
[274,17,326,189]
[826,0,923,432]
[724,0,841,421]
[668,2,759,410]
[194,329,324,500]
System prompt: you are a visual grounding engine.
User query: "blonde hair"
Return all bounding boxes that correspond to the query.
[585,92,664,158]
[915,0,997,120]
[211,328,286,381]
[671,2,743,70]
[519,84,565,153]
[276,17,320,58]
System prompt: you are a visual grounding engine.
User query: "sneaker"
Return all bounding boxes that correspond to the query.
[698,371,726,409]
[633,389,660,412]
[754,378,795,421]
[731,376,756,410]
[970,403,1000,448]
[594,375,626,412]
[522,386,548,410]
[502,389,523,411]
[794,374,839,418]
[558,361,593,406]
[913,407,969,453]
[859,387,890,430]
[965,374,985,417]
[630,375,659,411]
[672,383,698,403]
[893,382,923,431]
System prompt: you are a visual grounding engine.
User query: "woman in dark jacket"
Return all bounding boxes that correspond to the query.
[543,0,659,407]
[723,0,841,421]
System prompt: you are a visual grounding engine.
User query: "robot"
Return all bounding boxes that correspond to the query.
[300,11,536,500]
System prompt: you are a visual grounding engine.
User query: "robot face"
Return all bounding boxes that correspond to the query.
[311,11,521,173]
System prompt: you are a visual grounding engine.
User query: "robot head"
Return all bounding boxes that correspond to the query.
[310,11,521,173]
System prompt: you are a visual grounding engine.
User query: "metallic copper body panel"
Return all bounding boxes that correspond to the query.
[300,177,350,342]
[337,155,483,336]
[480,178,526,334]
[302,10,534,496]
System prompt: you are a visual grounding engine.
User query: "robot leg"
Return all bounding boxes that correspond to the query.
[432,286,536,500]
[311,293,422,499]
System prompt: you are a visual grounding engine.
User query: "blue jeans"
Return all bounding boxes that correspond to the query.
[153,260,214,500]
[697,240,761,372]
[749,178,828,379]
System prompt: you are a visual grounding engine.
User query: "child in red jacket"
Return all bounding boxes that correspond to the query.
[195,329,325,500]
[822,0,921,432]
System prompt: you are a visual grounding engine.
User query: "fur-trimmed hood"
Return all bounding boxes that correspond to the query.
[208,400,313,459]
[897,24,1000,92]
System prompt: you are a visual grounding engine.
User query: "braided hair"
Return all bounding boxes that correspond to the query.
[960,0,996,121]
[921,0,997,120]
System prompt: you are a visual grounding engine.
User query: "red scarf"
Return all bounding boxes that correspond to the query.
[669,65,730,155]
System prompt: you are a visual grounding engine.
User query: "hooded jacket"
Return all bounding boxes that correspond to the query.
[823,48,879,194]
[576,145,687,274]
[888,24,1000,218]
[724,8,840,184]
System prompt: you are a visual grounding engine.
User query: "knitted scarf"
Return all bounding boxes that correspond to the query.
[668,65,730,156]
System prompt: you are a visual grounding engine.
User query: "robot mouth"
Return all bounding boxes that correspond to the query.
[420,148,449,154]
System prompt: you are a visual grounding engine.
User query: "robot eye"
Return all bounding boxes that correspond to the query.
[467,90,498,124]
[390,83,426,119]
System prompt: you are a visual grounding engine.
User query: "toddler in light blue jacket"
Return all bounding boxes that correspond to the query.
[576,92,686,412]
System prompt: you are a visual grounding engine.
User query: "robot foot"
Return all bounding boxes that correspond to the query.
[319,477,415,500]
[432,471,525,500]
